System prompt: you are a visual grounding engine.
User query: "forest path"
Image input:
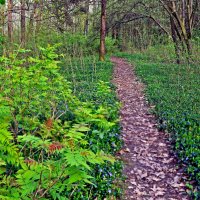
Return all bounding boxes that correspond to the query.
[111,57,189,200]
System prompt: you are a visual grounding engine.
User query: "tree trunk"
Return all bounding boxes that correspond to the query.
[84,0,90,35]
[184,38,192,64]
[20,0,26,46]
[99,0,106,61]
[7,0,13,43]
[170,16,180,64]
[35,0,43,36]
[0,6,5,55]
[184,0,193,57]
[112,24,120,40]
[112,27,116,39]
[28,1,37,41]
[0,6,4,34]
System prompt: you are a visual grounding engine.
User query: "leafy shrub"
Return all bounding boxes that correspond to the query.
[61,55,123,199]
[0,46,122,199]
[0,0,5,5]
[92,37,117,55]
[28,30,117,57]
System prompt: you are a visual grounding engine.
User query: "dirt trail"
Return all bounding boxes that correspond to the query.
[111,57,189,200]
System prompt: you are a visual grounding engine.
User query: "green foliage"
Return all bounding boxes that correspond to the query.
[0,34,4,56]
[0,0,5,5]
[0,46,122,199]
[61,56,114,101]
[28,30,117,57]
[92,37,117,55]
[117,50,200,198]
[60,55,123,199]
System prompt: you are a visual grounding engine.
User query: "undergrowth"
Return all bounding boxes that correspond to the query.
[0,46,123,199]
[116,49,200,199]
[61,56,114,101]
[60,55,124,199]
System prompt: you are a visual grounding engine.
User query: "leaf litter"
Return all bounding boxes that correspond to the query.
[111,57,190,200]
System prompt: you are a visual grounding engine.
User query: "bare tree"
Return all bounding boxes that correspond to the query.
[160,0,199,62]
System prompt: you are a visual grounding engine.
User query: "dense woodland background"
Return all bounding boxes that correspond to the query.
[0,0,200,199]
[0,0,199,62]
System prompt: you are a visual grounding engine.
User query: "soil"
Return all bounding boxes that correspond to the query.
[111,57,190,200]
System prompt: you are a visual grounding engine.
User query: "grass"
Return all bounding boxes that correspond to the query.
[116,49,200,198]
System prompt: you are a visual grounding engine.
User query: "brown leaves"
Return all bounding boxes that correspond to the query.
[25,159,37,166]
[118,147,130,155]
[45,118,53,130]
[48,142,63,153]
[112,57,189,199]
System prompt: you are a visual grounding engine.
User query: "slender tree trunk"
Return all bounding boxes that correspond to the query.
[28,1,37,41]
[84,0,89,35]
[7,0,13,43]
[162,0,197,63]
[35,0,43,35]
[184,0,192,57]
[0,6,4,34]
[170,16,180,64]
[92,0,97,29]
[64,1,71,29]
[20,0,26,46]
[184,38,192,64]
[99,0,106,61]
[0,6,5,55]
[112,27,116,39]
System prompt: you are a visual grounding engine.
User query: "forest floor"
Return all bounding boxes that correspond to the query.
[111,57,190,200]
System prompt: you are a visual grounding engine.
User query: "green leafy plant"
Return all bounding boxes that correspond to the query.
[0,46,121,199]
[0,0,5,5]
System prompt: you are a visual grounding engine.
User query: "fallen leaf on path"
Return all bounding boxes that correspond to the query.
[152,176,162,182]
[155,191,165,197]
[124,148,131,152]
[112,57,189,199]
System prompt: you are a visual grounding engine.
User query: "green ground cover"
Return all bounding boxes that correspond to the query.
[61,56,124,199]
[61,56,114,101]
[116,50,200,198]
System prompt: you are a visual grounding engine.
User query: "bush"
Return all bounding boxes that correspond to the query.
[0,46,122,199]
[27,30,117,57]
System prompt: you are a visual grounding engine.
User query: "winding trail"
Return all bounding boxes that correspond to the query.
[111,57,189,200]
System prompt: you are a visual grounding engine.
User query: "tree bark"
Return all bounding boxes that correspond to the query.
[84,0,90,35]
[0,5,5,35]
[20,0,26,46]
[28,1,37,41]
[160,0,198,62]
[170,16,180,64]
[0,6,5,55]
[35,0,43,35]
[99,0,106,61]
[7,0,13,43]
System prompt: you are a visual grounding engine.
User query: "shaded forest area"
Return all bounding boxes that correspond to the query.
[0,0,200,199]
